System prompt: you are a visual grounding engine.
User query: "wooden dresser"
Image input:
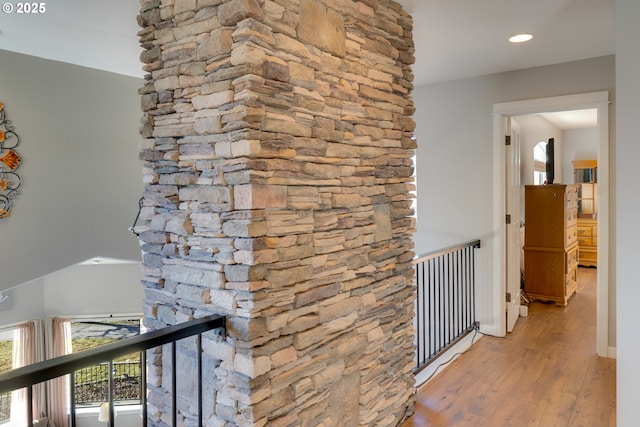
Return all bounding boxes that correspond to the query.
[577,218,597,267]
[524,184,579,306]
[573,159,598,267]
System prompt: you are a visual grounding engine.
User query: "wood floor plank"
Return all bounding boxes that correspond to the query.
[402,267,615,427]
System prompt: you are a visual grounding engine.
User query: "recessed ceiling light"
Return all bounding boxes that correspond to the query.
[509,33,533,43]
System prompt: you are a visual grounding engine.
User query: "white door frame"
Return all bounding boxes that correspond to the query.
[492,91,610,357]
[505,118,522,333]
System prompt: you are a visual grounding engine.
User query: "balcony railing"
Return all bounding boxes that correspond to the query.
[74,361,141,405]
[0,315,225,427]
[414,240,481,374]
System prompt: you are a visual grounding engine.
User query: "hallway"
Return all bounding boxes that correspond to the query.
[402,267,616,427]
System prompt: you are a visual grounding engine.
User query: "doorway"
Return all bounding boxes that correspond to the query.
[492,91,610,357]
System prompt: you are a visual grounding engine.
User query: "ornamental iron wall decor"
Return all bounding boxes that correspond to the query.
[0,102,22,219]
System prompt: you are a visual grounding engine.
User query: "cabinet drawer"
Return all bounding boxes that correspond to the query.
[566,266,577,298]
[577,225,593,237]
[566,186,578,208]
[578,236,593,247]
[593,226,598,237]
[566,246,579,270]
[580,248,598,264]
[566,208,578,227]
[566,225,578,247]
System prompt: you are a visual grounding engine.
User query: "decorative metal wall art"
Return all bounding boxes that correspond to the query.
[0,102,22,219]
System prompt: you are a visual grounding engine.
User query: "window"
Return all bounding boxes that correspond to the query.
[0,320,44,425]
[533,141,547,185]
[71,319,141,407]
[0,328,13,424]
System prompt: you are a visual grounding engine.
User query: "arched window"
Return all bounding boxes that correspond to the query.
[533,141,547,185]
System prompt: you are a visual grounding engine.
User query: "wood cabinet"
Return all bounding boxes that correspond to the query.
[573,160,598,267]
[524,184,579,306]
[577,218,597,267]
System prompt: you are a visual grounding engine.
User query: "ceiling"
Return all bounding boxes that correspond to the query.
[0,0,612,126]
[397,0,614,86]
[536,109,598,130]
[0,0,142,78]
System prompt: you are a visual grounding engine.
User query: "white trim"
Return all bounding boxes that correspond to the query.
[608,347,616,359]
[415,331,482,387]
[65,313,142,321]
[493,92,609,115]
[492,113,507,337]
[492,91,610,356]
[479,323,502,337]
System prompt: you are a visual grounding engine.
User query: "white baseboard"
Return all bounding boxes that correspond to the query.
[607,346,617,359]
[479,321,504,337]
[415,330,482,388]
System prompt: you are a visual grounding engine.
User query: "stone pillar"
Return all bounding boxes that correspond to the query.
[137,0,416,425]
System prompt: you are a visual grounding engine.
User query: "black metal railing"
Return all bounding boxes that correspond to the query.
[414,240,480,374]
[0,315,225,427]
[74,361,141,405]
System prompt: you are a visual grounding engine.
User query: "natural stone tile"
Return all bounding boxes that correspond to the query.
[234,351,271,378]
[234,184,287,210]
[297,0,346,57]
[191,90,234,110]
[218,0,262,26]
[162,264,224,288]
[270,346,297,368]
[233,248,279,265]
[139,0,416,423]
[265,265,313,289]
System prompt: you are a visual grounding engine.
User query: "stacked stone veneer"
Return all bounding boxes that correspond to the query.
[137,0,416,425]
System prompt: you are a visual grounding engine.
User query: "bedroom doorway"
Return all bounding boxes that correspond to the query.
[492,91,611,357]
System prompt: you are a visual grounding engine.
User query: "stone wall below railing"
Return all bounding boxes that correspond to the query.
[137,0,416,425]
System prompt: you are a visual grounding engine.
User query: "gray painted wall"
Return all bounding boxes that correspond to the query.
[615,0,640,423]
[562,127,599,184]
[0,49,144,290]
[515,114,564,186]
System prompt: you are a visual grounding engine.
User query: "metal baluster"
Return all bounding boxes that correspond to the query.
[27,386,33,427]
[172,342,177,427]
[471,245,477,324]
[413,241,481,373]
[197,334,203,426]
[70,372,77,427]
[142,350,147,426]
[108,360,115,427]
[438,256,443,354]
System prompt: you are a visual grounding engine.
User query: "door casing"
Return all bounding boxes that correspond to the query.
[491,91,610,357]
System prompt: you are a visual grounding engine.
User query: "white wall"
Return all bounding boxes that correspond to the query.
[44,262,144,317]
[562,127,599,183]
[511,114,563,226]
[0,50,144,291]
[413,77,494,254]
[0,262,143,326]
[0,277,45,326]
[413,55,615,336]
[514,114,563,187]
[615,0,640,424]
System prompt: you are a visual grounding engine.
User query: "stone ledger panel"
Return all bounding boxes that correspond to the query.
[137,0,416,425]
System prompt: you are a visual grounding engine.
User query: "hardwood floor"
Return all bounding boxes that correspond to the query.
[402,267,616,427]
